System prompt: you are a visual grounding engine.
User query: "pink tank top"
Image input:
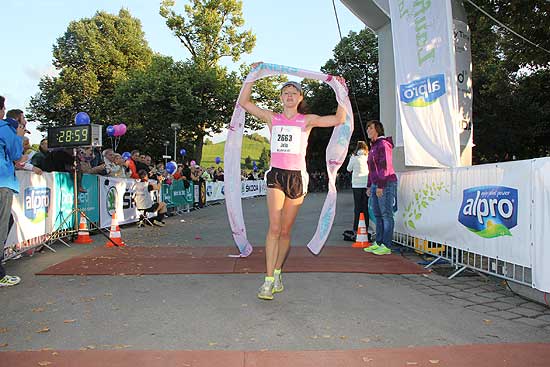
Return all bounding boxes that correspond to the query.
[270,113,309,171]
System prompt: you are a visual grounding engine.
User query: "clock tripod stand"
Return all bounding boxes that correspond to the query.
[45,147,121,249]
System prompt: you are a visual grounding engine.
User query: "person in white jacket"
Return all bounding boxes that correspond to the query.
[346,141,369,236]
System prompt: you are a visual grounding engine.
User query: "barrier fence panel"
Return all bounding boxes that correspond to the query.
[393,158,550,293]
[4,175,265,261]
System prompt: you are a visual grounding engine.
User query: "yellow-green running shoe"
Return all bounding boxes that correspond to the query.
[273,273,284,293]
[373,244,391,255]
[257,280,274,300]
[363,243,379,253]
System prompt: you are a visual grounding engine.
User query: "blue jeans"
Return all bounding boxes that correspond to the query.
[370,181,397,246]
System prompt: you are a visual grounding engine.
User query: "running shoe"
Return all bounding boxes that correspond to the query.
[257,280,274,300]
[0,275,21,287]
[363,242,379,253]
[273,272,284,293]
[373,244,391,255]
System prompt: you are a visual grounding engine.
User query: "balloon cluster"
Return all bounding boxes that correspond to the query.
[106,124,127,137]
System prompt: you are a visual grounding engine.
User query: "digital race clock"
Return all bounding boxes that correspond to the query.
[47,124,103,148]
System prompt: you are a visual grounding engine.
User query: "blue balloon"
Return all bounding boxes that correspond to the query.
[75,112,90,125]
[106,125,115,137]
[215,156,221,164]
[252,160,257,167]
[179,148,187,156]
[122,152,131,160]
[166,161,177,175]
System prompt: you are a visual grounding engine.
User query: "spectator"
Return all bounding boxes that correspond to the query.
[346,141,369,237]
[134,169,167,227]
[108,153,129,178]
[102,148,116,175]
[30,138,49,170]
[127,150,140,179]
[364,120,398,256]
[79,147,105,175]
[6,110,42,176]
[0,96,24,287]
[215,167,224,181]
[201,166,213,182]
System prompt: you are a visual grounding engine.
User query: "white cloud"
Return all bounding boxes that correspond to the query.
[24,64,60,81]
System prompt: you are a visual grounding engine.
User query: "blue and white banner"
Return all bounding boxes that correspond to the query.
[390,0,461,167]
[395,158,550,292]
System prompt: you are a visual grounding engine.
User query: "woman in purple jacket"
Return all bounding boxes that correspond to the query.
[364,120,398,255]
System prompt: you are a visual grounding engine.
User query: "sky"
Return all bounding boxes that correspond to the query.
[1,0,365,144]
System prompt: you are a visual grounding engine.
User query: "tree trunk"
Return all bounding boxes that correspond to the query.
[195,132,205,165]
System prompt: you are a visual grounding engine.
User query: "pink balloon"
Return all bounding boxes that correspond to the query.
[190,160,196,167]
[119,123,127,135]
[113,125,122,137]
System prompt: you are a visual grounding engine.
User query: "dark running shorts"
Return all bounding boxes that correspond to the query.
[143,202,160,213]
[265,167,308,199]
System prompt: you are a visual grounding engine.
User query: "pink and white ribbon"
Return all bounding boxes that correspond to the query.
[224,63,354,256]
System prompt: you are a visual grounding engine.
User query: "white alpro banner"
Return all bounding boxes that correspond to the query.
[395,158,550,292]
[390,0,461,168]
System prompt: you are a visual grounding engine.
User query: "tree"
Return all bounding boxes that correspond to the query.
[302,29,380,171]
[160,0,255,69]
[28,9,153,129]
[464,0,550,162]
[258,146,270,169]
[159,0,256,162]
[110,55,198,159]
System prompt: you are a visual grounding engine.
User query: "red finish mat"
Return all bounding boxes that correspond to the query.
[3,343,550,367]
[36,246,430,276]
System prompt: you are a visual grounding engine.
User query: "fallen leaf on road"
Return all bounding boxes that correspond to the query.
[339,335,348,340]
[360,338,371,343]
[322,335,331,338]
[104,293,113,297]
[362,356,373,362]
[0,343,8,347]
[310,335,319,339]
[208,342,218,346]
[36,327,50,333]
[51,352,59,356]
[37,361,52,366]
[85,345,96,350]
[32,308,45,313]
[406,362,418,366]
[63,320,76,324]
[483,319,493,325]
[0,328,8,334]
[429,360,440,364]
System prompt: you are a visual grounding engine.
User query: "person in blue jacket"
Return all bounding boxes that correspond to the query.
[0,96,26,287]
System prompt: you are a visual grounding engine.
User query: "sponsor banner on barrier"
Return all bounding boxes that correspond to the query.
[5,171,74,256]
[77,174,100,226]
[99,176,157,228]
[390,0,460,167]
[241,180,262,198]
[395,160,532,268]
[206,181,225,202]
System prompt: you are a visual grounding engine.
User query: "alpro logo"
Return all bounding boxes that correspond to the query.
[458,186,517,238]
[399,74,446,107]
[24,187,50,223]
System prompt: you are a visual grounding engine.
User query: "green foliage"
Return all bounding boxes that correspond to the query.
[28,9,153,129]
[465,0,550,162]
[303,29,379,171]
[160,0,256,69]
[258,146,270,169]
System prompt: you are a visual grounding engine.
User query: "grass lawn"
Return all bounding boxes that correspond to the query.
[201,136,270,169]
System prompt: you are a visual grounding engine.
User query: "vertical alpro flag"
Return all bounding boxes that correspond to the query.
[390,0,461,168]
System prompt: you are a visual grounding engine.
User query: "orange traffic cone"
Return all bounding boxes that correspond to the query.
[105,212,125,248]
[352,212,371,248]
[74,216,93,244]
